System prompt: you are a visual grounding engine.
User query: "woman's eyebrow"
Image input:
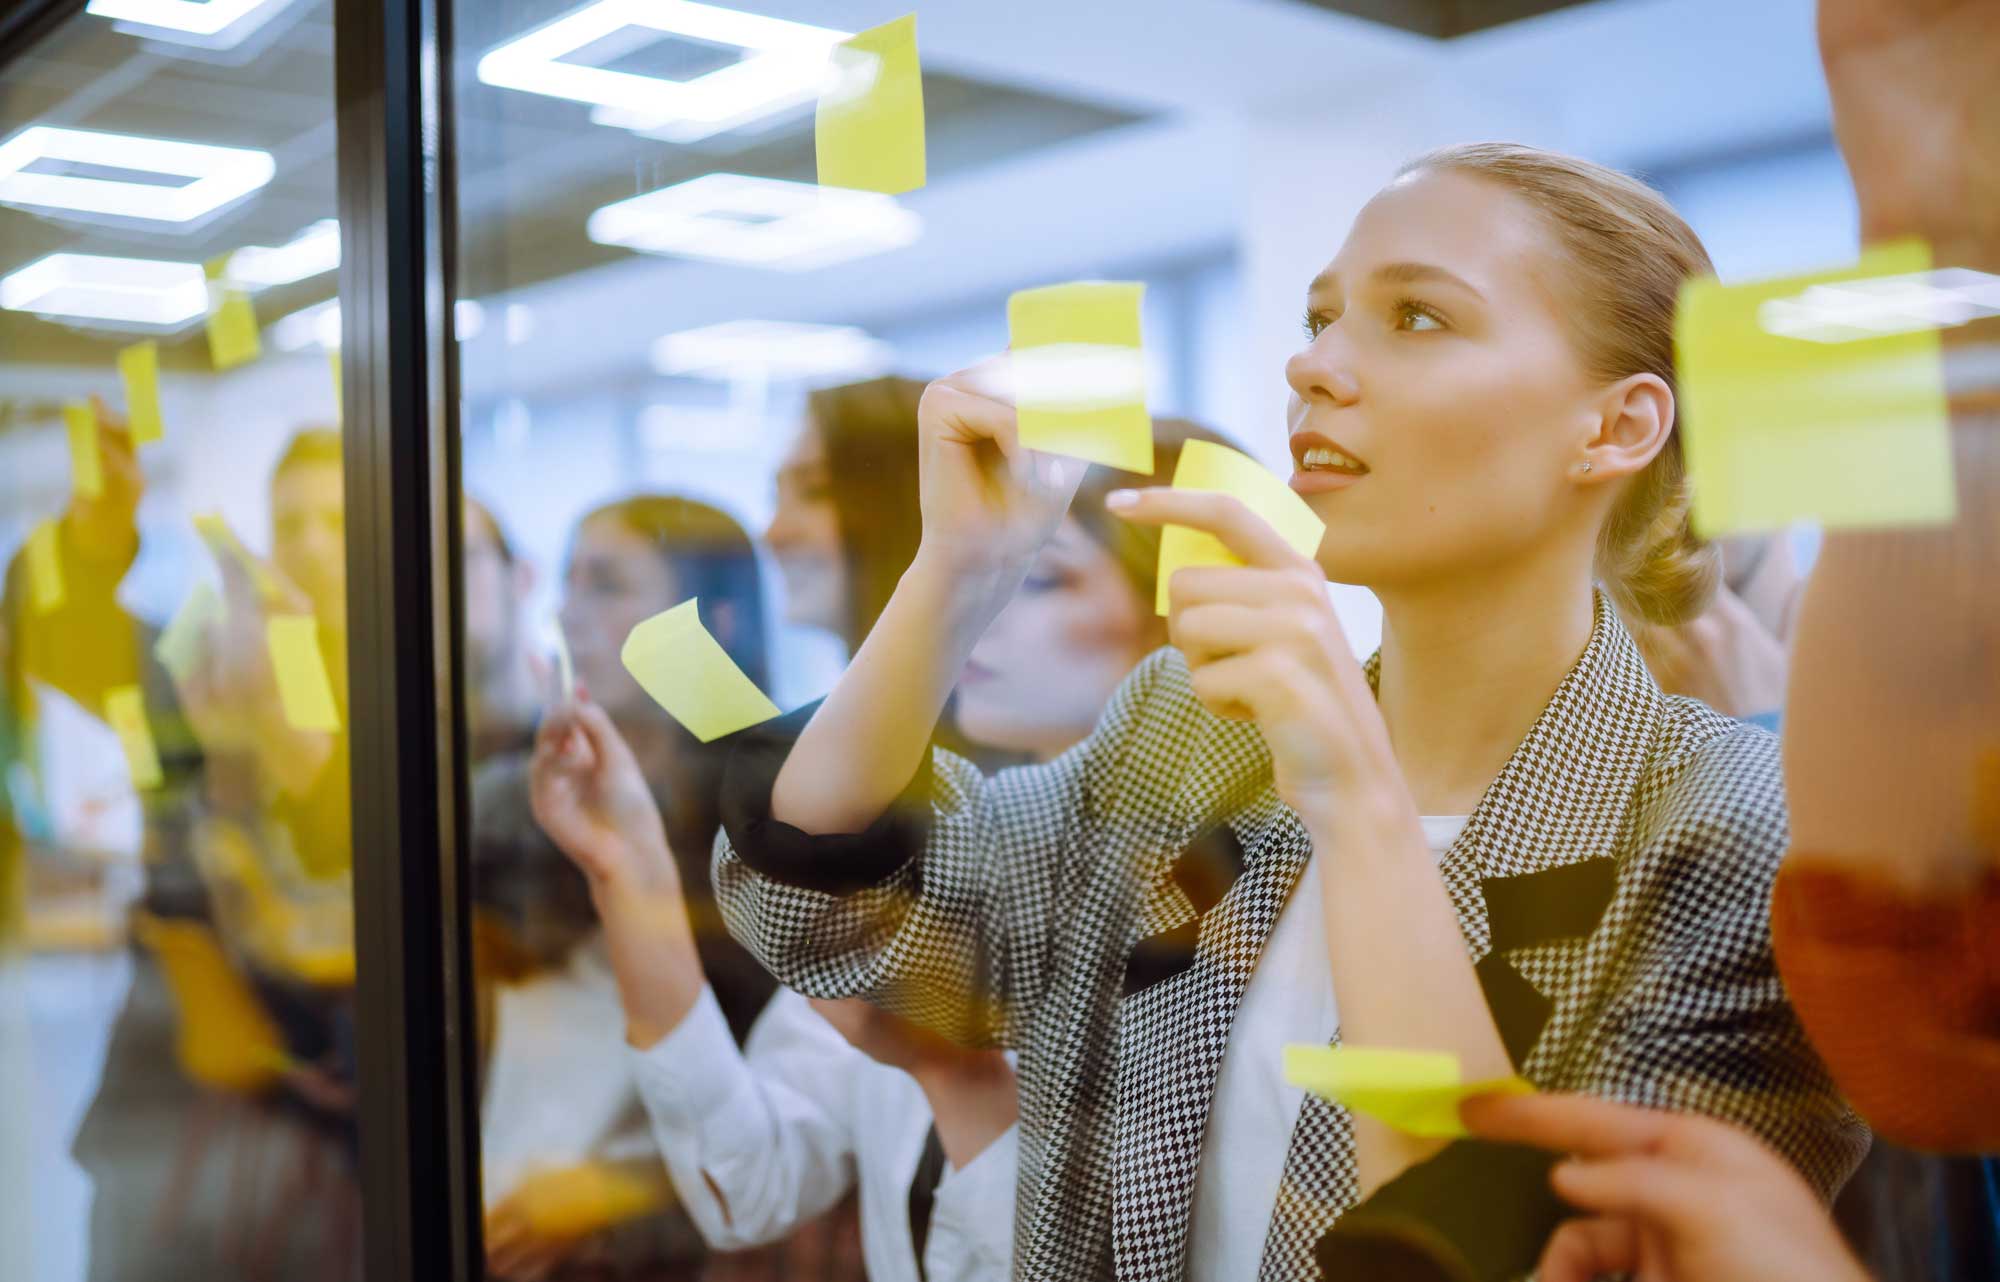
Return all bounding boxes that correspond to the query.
[1370,261,1486,299]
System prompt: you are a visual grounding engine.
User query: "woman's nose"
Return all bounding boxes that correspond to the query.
[1285,338,1360,408]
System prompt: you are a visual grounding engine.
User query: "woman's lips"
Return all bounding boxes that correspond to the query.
[1289,468,1367,495]
[959,658,997,685]
[1288,429,1369,496]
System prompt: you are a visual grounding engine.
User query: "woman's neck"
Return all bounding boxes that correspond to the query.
[1373,553,1598,816]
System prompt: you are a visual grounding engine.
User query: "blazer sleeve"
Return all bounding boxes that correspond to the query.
[713,647,1190,1048]
[1318,724,1869,1282]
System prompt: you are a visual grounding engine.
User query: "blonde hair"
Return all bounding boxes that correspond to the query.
[1401,142,1721,626]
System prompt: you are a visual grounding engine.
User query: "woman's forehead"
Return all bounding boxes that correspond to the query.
[1317,169,1555,301]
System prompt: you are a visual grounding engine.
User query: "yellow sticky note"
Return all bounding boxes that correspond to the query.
[266,615,341,733]
[329,349,342,422]
[204,259,262,372]
[1676,239,1953,536]
[65,401,103,500]
[26,519,65,615]
[620,599,779,743]
[118,340,165,444]
[1284,1045,1535,1139]
[816,14,926,195]
[508,1162,669,1238]
[154,581,221,685]
[1008,281,1153,474]
[1156,440,1326,614]
[105,685,164,790]
[193,512,288,604]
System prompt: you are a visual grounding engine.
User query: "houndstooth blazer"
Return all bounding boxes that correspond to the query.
[714,594,1868,1281]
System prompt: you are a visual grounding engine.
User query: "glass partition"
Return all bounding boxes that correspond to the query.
[1,4,360,1281]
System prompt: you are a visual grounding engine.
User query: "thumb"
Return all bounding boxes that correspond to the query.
[570,700,639,774]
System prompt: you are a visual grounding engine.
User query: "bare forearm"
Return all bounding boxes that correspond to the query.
[771,550,1014,835]
[1314,788,1512,1194]
[593,870,708,1050]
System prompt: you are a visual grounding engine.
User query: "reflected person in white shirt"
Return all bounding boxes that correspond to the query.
[526,421,1233,1282]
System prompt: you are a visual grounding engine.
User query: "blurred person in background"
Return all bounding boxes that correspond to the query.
[1465,2,2000,1280]
[527,421,1234,1282]
[464,497,544,764]
[1629,532,1801,726]
[471,494,777,1282]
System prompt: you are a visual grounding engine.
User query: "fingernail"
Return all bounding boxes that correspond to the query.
[1106,489,1139,511]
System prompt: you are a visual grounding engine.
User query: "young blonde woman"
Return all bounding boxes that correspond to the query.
[689,147,1871,1279]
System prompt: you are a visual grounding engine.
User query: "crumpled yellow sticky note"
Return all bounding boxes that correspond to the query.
[1008,281,1154,475]
[620,599,778,743]
[502,1162,670,1239]
[105,685,164,790]
[119,340,165,445]
[66,401,102,500]
[26,519,64,615]
[1285,1045,1534,1139]
[1676,238,1954,537]
[1155,440,1325,614]
[266,615,341,733]
[817,13,926,195]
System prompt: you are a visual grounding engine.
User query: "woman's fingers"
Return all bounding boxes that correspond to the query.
[1537,1216,1643,1282]
[1171,601,1280,664]
[1460,1091,1680,1161]
[1550,1153,1704,1226]
[1185,651,1274,722]
[1110,488,1302,570]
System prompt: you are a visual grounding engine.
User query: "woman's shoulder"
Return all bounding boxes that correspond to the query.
[1629,695,1788,871]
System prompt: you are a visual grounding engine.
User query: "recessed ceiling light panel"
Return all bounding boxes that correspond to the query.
[223,219,341,290]
[0,126,275,223]
[1,252,208,326]
[86,0,284,38]
[478,0,847,138]
[653,319,892,381]
[588,173,921,271]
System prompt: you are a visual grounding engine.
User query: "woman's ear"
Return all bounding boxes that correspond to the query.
[1576,372,1674,485]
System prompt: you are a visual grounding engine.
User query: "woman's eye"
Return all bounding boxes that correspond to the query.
[1393,300,1447,332]
[1301,309,1331,339]
[1019,572,1061,594]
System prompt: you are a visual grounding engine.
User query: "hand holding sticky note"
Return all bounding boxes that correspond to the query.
[1676,238,1953,536]
[620,600,779,743]
[194,512,290,605]
[1155,440,1325,614]
[1008,281,1153,475]
[817,14,925,195]
[266,615,342,733]
[1284,1045,1534,1139]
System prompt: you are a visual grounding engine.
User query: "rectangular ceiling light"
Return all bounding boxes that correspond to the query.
[86,0,292,41]
[478,0,847,140]
[652,319,891,381]
[1,252,208,326]
[587,173,921,271]
[0,126,275,223]
[223,219,341,290]
[270,297,342,351]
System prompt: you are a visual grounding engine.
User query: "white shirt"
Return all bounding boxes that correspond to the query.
[632,986,1018,1282]
[481,937,654,1205]
[1186,814,1470,1282]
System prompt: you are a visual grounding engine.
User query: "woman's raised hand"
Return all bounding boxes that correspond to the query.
[914,359,1086,583]
[1112,488,1394,831]
[529,697,678,895]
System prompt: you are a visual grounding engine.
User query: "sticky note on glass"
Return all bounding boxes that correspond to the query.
[193,512,288,604]
[266,615,341,733]
[620,599,778,743]
[1677,239,1953,536]
[155,581,221,685]
[204,259,262,372]
[1008,281,1153,474]
[27,519,64,615]
[105,685,164,790]
[1156,440,1326,614]
[329,349,342,422]
[118,340,165,445]
[817,14,925,195]
[65,401,103,500]
[1284,1045,1534,1139]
